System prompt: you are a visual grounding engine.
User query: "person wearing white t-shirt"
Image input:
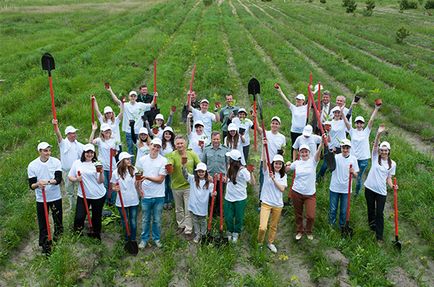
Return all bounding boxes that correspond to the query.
[161,126,176,210]
[331,95,353,123]
[364,125,397,242]
[187,114,210,159]
[135,138,167,249]
[28,142,63,254]
[345,104,380,196]
[276,86,307,152]
[328,139,359,228]
[258,153,287,254]
[224,150,255,243]
[292,125,322,161]
[188,98,220,137]
[146,112,174,140]
[287,140,324,241]
[182,162,215,244]
[231,108,254,162]
[111,152,140,242]
[90,122,119,206]
[52,120,84,211]
[108,87,155,162]
[224,123,246,166]
[132,127,151,161]
[68,144,106,240]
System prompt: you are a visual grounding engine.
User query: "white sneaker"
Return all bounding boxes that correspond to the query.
[267,243,277,253]
[307,234,314,240]
[226,232,232,241]
[139,241,147,249]
[154,240,163,248]
[295,233,303,241]
[232,233,239,243]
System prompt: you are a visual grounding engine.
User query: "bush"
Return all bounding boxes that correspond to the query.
[203,0,213,6]
[320,0,327,3]
[343,0,358,12]
[425,0,434,8]
[396,27,410,44]
[363,0,375,15]
[399,0,418,10]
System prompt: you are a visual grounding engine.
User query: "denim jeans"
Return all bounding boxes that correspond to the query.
[259,161,264,201]
[141,197,164,243]
[125,132,135,164]
[329,190,348,228]
[118,205,138,241]
[104,170,116,205]
[164,175,173,204]
[355,159,369,196]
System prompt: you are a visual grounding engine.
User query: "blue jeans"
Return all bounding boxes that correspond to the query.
[329,190,348,228]
[259,161,264,201]
[141,197,164,243]
[355,159,369,196]
[164,175,173,204]
[104,170,116,205]
[117,205,138,241]
[125,132,135,164]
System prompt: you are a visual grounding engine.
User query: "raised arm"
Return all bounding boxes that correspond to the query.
[253,110,263,135]
[106,85,122,106]
[167,109,174,126]
[367,105,380,130]
[92,95,103,119]
[314,137,325,162]
[150,92,157,108]
[341,106,352,130]
[276,86,292,108]
[89,122,98,143]
[373,124,385,153]
[52,119,62,143]
[186,112,193,135]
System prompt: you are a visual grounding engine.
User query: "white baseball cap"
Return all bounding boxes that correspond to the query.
[64,126,78,135]
[228,123,238,131]
[200,99,209,104]
[195,162,207,171]
[163,126,174,133]
[238,108,247,115]
[37,142,51,151]
[296,94,305,101]
[193,120,204,127]
[355,116,365,123]
[129,91,138,96]
[340,138,352,147]
[83,143,95,152]
[117,152,133,164]
[324,121,332,126]
[331,106,341,113]
[103,106,113,114]
[226,149,242,161]
[155,114,164,121]
[151,138,162,146]
[101,123,111,132]
[299,144,310,152]
[303,125,313,137]
[271,116,281,124]
[272,154,284,163]
[379,141,391,150]
[139,127,148,134]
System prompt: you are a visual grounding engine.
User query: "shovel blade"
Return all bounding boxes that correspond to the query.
[393,240,402,252]
[341,225,353,238]
[41,53,55,71]
[248,78,260,95]
[124,240,139,255]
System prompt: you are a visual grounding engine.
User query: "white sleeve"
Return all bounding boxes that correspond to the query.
[210,112,216,122]
[111,171,119,184]
[353,157,360,173]
[27,163,36,178]
[158,158,168,176]
[242,168,251,182]
[68,160,78,177]
[290,161,297,171]
[389,162,396,176]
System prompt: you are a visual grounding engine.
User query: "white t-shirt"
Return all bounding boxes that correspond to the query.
[292,134,322,155]
[122,102,151,133]
[160,142,174,157]
[98,115,122,143]
[329,154,360,194]
[329,119,347,149]
[136,154,167,198]
[136,142,150,162]
[187,174,214,216]
[260,171,287,207]
[224,135,246,166]
[59,139,83,171]
[94,137,117,171]
[225,168,251,202]
[69,160,106,199]
[364,151,396,196]
[232,117,254,147]
[188,131,210,159]
[111,169,140,207]
[290,158,318,196]
[289,103,308,133]
[192,108,216,137]
[262,131,286,162]
[28,157,62,203]
[349,127,371,160]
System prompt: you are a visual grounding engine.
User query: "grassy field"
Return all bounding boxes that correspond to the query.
[0,0,433,286]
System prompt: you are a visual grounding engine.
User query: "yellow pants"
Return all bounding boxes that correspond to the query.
[257,202,283,244]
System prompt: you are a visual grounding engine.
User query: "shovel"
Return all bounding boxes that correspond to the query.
[187,64,197,107]
[248,78,260,151]
[77,171,93,235]
[203,175,218,244]
[341,164,354,238]
[91,96,95,125]
[41,53,57,130]
[117,183,139,255]
[214,173,229,246]
[107,148,115,203]
[144,59,160,124]
[41,185,52,253]
[392,177,402,251]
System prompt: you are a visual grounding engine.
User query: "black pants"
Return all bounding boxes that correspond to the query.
[365,187,386,240]
[243,145,250,163]
[290,132,302,154]
[37,199,63,247]
[209,179,226,218]
[74,196,105,239]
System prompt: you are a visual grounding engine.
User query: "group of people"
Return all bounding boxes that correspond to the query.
[28,81,397,255]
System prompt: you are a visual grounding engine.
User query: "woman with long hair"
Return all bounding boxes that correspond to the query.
[93,96,123,152]
[133,127,151,161]
[224,123,246,165]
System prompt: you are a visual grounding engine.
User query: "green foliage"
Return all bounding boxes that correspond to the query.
[425,0,434,8]
[203,0,213,6]
[343,0,358,12]
[396,27,410,44]
[399,0,418,10]
[363,0,376,16]
[320,0,327,3]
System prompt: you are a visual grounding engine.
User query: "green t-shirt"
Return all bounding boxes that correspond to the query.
[166,150,201,190]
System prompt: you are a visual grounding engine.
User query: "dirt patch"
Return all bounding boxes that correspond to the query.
[386,267,418,287]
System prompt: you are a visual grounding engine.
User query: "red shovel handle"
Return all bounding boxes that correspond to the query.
[91,96,95,124]
[253,100,257,151]
[207,175,218,231]
[41,186,52,241]
[153,59,157,105]
[219,173,224,232]
[107,149,115,200]
[345,164,353,222]
[261,120,272,171]
[77,171,93,228]
[117,183,131,237]
[308,86,328,146]
[393,177,399,237]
